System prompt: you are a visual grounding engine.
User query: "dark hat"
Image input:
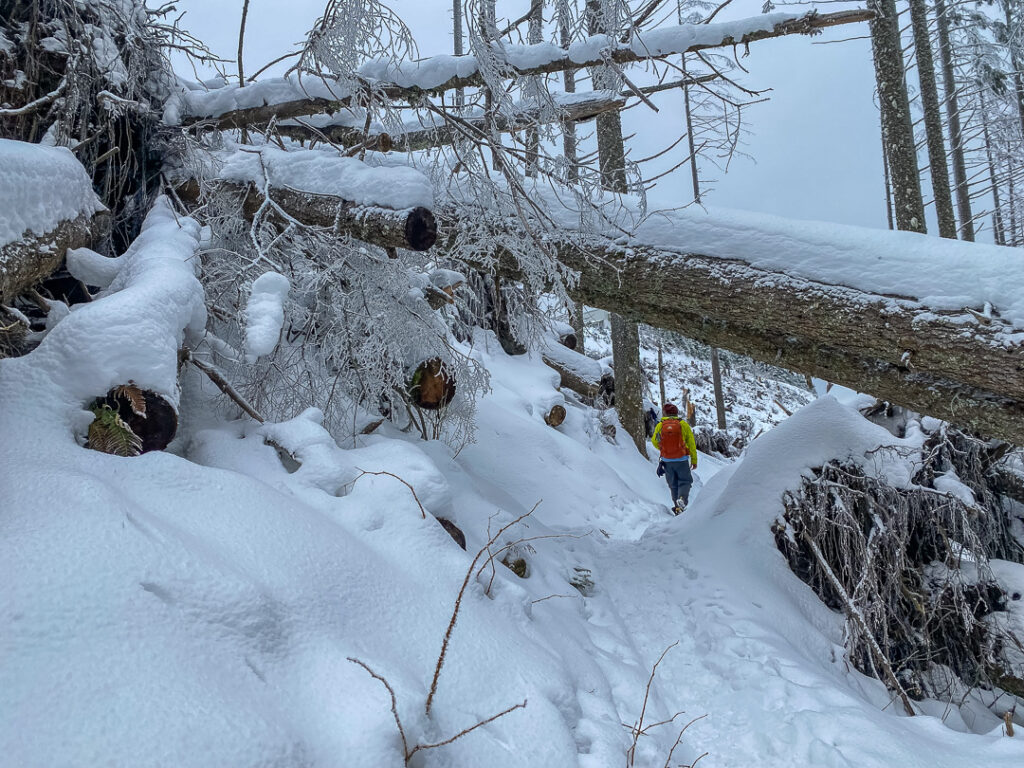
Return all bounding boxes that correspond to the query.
[663,403,679,416]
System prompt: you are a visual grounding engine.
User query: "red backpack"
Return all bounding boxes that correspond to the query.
[659,418,688,460]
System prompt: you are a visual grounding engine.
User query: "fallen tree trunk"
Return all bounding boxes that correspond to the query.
[540,340,605,399]
[184,10,872,129]
[278,91,628,151]
[0,210,110,303]
[553,239,1024,445]
[176,179,437,252]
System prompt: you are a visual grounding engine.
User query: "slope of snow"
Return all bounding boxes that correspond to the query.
[0,139,105,247]
[2,205,1022,765]
[526,188,1024,332]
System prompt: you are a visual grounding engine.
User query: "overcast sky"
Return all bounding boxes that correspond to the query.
[171,0,892,231]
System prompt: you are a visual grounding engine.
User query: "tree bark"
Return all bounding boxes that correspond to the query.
[0,210,110,303]
[558,0,579,181]
[934,0,975,240]
[869,0,927,233]
[908,0,957,238]
[175,179,437,251]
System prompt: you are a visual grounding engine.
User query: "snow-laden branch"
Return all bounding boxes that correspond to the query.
[172,9,873,129]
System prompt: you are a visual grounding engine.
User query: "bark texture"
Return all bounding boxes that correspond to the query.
[0,210,110,303]
[869,0,927,233]
[588,0,645,454]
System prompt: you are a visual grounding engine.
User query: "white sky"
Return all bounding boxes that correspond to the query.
[170,0,891,230]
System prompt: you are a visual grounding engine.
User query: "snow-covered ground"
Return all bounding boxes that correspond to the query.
[3,226,1023,765]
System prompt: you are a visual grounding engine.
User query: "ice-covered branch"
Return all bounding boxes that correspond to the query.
[176,9,873,128]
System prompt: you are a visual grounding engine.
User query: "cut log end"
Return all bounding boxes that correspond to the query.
[545,404,566,427]
[408,358,456,410]
[87,385,177,455]
[405,206,438,251]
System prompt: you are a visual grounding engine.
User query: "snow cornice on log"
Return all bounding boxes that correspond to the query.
[175,9,873,130]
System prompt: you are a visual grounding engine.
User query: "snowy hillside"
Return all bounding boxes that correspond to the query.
[2,203,1022,764]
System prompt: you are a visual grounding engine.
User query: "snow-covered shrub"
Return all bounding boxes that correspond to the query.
[774,426,1024,708]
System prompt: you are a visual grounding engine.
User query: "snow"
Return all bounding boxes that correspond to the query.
[66,246,122,288]
[0,139,105,247]
[244,271,289,363]
[216,144,434,210]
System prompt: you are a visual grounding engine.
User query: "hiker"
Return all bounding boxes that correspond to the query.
[652,403,697,515]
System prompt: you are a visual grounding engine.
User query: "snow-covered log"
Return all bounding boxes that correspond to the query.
[540,339,606,399]
[551,239,1024,444]
[176,179,438,252]
[176,146,437,251]
[177,10,872,129]
[277,91,628,151]
[0,140,109,302]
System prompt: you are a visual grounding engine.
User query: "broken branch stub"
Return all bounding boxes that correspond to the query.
[407,358,456,410]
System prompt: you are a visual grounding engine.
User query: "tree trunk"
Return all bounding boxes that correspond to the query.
[869,0,927,233]
[980,93,1007,245]
[453,0,465,109]
[525,0,543,178]
[175,179,437,251]
[570,299,585,354]
[657,343,666,408]
[908,0,957,238]
[1002,0,1024,137]
[934,0,975,240]
[0,210,110,303]
[558,0,579,181]
[587,0,645,454]
[610,313,647,453]
[711,347,727,429]
[882,122,895,230]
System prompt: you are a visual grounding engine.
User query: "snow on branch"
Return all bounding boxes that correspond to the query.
[173,9,873,129]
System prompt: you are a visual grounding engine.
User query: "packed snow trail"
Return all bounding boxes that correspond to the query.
[581,400,1024,767]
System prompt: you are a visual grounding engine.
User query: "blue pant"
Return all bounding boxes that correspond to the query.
[663,461,693,505]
